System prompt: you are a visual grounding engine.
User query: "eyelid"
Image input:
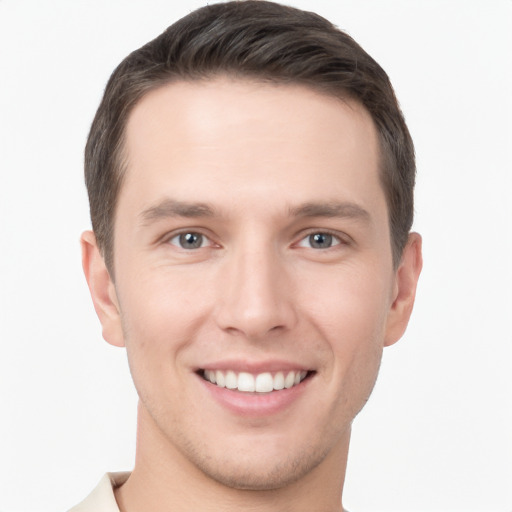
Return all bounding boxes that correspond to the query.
[294,229,350,248]
[159,227,350,250]
[163,228,219,249]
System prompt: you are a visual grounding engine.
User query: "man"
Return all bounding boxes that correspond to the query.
[71,1,422,510]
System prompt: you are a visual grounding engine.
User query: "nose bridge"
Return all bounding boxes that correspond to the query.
[215,234,295,338]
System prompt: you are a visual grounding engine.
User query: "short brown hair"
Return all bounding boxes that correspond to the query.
[85,0,415,272]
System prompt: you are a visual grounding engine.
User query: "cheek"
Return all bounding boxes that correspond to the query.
[302,263,391,396]
[116,273,210,387]
[305,261,392,342]
[120,266,211,336]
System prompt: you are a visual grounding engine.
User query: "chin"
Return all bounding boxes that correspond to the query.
[181,435,332,491]
[199,455,321,491]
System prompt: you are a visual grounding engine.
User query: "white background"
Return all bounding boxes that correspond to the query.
[0,1,510,511]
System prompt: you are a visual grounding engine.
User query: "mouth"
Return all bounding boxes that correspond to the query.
[199,369,313,393]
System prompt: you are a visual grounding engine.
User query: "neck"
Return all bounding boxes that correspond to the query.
[115,403,349,512]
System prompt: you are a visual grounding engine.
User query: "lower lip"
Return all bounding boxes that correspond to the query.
[198,374,312,417]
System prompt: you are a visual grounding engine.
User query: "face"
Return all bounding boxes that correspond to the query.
[84,78,420,490]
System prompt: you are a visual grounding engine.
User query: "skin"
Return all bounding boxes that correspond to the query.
[82,78,422,512]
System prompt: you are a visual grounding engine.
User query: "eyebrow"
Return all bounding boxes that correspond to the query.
[139,199,216,225]
[288,201,371,222]
[138,198,371,225]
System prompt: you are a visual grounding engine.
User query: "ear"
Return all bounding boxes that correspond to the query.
[384,232,423,347]
[81,230,125,347]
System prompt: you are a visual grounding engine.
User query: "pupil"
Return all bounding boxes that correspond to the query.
[311,233,332,248]
[180,233,202,248]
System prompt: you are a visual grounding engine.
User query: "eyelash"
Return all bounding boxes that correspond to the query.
[295,230,348,250]
[167,231,215,250]
[166,229,348,251]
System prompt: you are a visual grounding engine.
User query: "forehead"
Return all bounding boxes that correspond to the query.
[120,77,384,221]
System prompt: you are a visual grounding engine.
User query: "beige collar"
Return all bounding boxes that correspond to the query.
[68,472,130,512]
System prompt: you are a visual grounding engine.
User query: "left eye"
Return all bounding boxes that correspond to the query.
[169,232,209,249]
[297,232,341,249]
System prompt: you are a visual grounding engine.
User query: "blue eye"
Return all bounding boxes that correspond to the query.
[298,232,341,249]
[169,232,207,249]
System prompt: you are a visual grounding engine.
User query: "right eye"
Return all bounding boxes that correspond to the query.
[168,232,210,250]
[296,231,343,250]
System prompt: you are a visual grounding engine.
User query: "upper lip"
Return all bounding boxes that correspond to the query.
[198,359,313,374]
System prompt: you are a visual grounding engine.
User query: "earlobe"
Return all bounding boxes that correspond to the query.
[81,230,125,347]
[384,232,423,347]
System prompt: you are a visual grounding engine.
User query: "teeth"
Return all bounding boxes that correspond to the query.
[203,369,308,392]
[284,371,295,389]
[225,370,237,389]
[215,370,225,388]
[255,372,273,392]
[238,372,255,392]
[273,372,285,390]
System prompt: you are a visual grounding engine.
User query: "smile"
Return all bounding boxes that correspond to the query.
[202,369,309,393]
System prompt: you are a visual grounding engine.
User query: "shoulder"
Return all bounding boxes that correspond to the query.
[68,472,130,512]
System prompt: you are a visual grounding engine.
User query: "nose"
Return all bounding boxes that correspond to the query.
[214,243,297,340]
